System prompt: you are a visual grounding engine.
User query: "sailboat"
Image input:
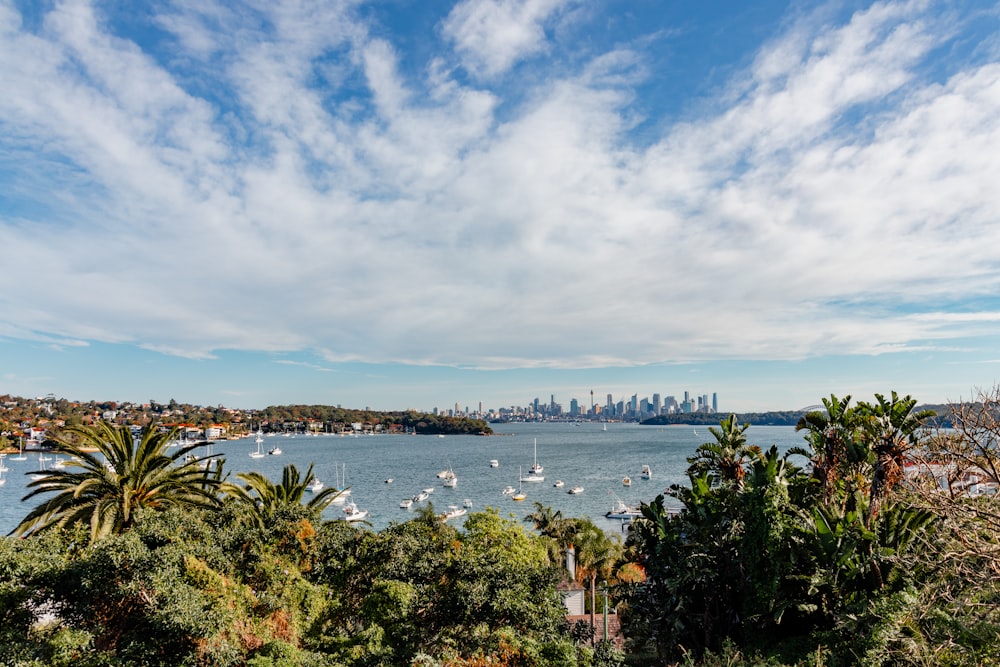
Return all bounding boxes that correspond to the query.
[512,467,527,501]
[249,429,265,458]
[11,437,27,461]
[329,463,351,504]
[520,439,544,482]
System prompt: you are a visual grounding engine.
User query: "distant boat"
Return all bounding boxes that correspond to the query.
[603,423,607,432]
[641,464,652,480]
[463,498,473,508]
[528,438,543,475]
[249,430,265,459]
[568,485,584,494]
[441,505,467,521]
[501,485,517,496]
[11,437,27,461]
[340,501,369,522]
[400,498,413,508]
[489,459,500,468]
[553,480,564,488]
[606,497,642,520]
[622,476,632,487]
[306,478,324,493]
[385,478,394,484]
[512,467,527,501]
[412,490,430,502]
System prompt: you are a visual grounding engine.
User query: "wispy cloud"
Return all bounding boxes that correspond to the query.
[0,0,998,375]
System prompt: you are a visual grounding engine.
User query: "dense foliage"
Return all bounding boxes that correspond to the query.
[620,391,1000,666]
[5,388,1000,666]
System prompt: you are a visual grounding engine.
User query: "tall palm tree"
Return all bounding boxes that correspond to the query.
[573,518,623,638]
[221,463,343,529]
[688,414,755,489]
[524,502,576,566]
[14,421,222,540]
[859,392,935,523]
[793,394,868,505]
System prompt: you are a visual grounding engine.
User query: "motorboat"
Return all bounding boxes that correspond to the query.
[622,476,632,487]
[306,478,324,493]
[400,498,413,508]
[489,459,500,468]
[553,480,564,488]
[385,478,394,484]
[568,485,584,494]
[463,498,473,508]
[268,444,282,455]
[340,501,369,522]
[441,505,467,521]
[412,491,430,503]
[501,485,517,495]
[606,498,642,520]
[443,475,458,488]
[641,464,652,479]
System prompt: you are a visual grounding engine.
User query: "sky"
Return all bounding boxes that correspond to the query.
[2,0,1000,414]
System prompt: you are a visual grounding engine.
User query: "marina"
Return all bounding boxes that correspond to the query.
[0,422,805,535]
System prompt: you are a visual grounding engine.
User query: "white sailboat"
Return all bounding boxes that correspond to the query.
[330,463,350,504]
[11,437,27,461]
[528,438,543,474]
[512,467,527,501]
[249,430,265,458]
[521,438,545,482]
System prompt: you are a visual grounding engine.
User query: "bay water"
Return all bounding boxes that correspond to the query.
[0,422,806,536]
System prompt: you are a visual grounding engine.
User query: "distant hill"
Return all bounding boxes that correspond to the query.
[641,403,953,428]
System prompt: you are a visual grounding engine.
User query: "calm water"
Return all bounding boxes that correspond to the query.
[0,422,806,536]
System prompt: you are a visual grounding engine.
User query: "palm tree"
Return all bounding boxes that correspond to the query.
[221,463,343,529]
[688,414,755,489]
[573,518,623,639]
[859,392,935,523]
[524,502,576,566]
[793,394,869,505]
[14,421,222,540]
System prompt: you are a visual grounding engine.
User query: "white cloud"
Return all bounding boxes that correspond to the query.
[1,0,999,374]
[441,0,579,78]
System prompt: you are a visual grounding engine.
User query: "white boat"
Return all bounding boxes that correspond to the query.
[385,478,394,484]
[441,505,467,521]
[330,463,352,501]
[412,491,430,502]
[622,476,632,487]
[512,467,527,501]
[443,475,458,488]
[489,459,500,468]
[463,498,473,508]
[423,487,435,495]
[568,485,584,494]
[641,464,652,479]
[30,454,49,481]
[11,437,27,461]
[553,480,564,487]
[400,498,413,508]
[340,501,369,522]
[606,497,642,520]
[268,443,282,455]
[249,430,265,458]
[501,485,517,496]
[306,478,324,493]
[0,453,8,473]
[440,463,457,487]
[528,438,543,474]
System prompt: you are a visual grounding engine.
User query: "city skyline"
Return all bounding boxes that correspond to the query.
[3,2,1000,413]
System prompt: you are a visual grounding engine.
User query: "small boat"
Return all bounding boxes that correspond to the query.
[412,491,430,502]
[623,476,632,487]
[268,444,282,455]
[641,464,652,479]
[568,485,584,494]
[553,480,564,487]
[340,501,369,522]
[400,498,413,509]
[423,487,435,495]
[441,505,467,521]
[443,475,458,488]
[249,430,265,459]
[306,478,324,493]
[11,437,27,461]
[606,497,642,520]
[501,485,517,495]
[463,498,473,508]
[512,467,527,501]
[489,459,500,468]
[528,438,543,474]
[385,478,394,484]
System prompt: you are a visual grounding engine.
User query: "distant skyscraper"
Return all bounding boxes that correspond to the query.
[653,393,661,415]
[712,393,718,413]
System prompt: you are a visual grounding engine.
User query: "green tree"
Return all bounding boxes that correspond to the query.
[573,518,623,639]
[14,421,222,540]
[222,463,344,530]
[689,414,756,490]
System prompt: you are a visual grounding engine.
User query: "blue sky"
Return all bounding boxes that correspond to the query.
[2,0,1000,414]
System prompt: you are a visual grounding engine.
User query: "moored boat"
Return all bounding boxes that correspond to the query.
[568,485,584,494]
